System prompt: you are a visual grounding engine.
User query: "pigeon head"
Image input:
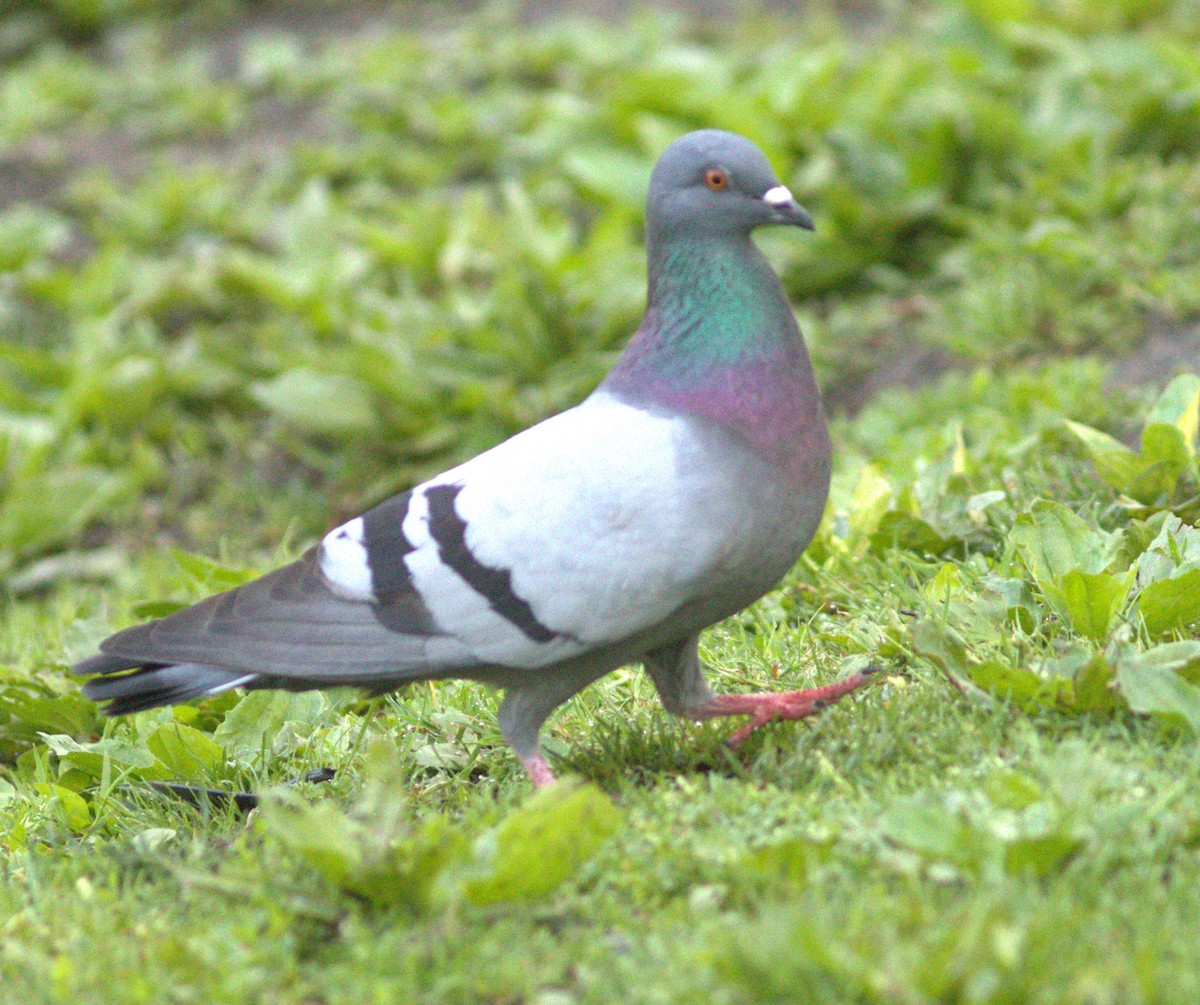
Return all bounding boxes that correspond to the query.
[646,129,814,241]
[603,129,827,467]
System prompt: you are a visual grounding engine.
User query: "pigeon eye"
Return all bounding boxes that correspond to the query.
[704,169,729,191]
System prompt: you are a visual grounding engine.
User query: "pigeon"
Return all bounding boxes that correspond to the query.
[74,129,878,786]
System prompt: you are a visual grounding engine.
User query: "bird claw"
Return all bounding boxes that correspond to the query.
[718,665,882,748]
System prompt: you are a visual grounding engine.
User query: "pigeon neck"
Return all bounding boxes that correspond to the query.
[646,234,786,361]
[602,234,827,472]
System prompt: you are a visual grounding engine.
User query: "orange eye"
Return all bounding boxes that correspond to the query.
[704,169,729,191]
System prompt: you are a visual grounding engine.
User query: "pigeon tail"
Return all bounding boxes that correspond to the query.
[82,663,257,716]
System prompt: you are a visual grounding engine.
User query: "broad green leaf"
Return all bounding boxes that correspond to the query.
[1010,500,1121,583]
[130,599,188,619]
[1138,569,1200,637]
[1063,420,1141,491]
[38,733,157,779]
[980,573,1040,632]
[1121,641,1200,683]
[870,512,954,557]
[262,794,362,886]
[412,741,471,771]
[910,619,970,675]
[1135,514,1200,586]
[1126,424,1190,503]
[965,0,1035,28]
[742,837,831,888]
[879,797,980,868]
[0,465,133,556]
[1071,651,1121,712]
[969,660,1073,711]
[1140,423,1192,470]
[1118,657,1200,735]
[562,148,653,208]
[251,369,377,436]
[464,781,622,905]
[910,619,997,705]
[967,490,1008,515]
[146,723,225,781]
[1144,373,1200,455]
[846,464,894,550]
[344,818,469,911]
[925,562,963,603]
[0,691,97,748]
[263,780,468,910]
[1041,569,1130,643]
[34,783,91,834]
[172,550,259,591]
[983,770,1044,811]
[1067,376,1200,504]
[1003,831,1081,877]
[979,574,1032,609]
[213,691,326,763]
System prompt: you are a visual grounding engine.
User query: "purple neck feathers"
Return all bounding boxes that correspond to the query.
[601,238,828,477]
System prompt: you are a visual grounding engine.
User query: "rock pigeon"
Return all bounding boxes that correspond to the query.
[74,130,878,786]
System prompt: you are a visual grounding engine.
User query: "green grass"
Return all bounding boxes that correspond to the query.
[3,1,1200,1001]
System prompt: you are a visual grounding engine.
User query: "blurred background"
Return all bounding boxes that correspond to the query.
[1,0,1198,591]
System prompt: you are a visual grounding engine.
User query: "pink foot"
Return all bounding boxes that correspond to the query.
[521,751,557,788]
[695,666,882,748]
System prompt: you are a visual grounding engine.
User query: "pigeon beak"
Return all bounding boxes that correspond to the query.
[762,185,815,231]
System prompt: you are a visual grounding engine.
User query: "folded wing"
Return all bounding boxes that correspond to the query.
[79,392,739,706]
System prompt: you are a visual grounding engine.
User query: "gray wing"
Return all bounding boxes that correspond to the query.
[82,546,442,676]
[75,534,475,713]
[75,395,744,716]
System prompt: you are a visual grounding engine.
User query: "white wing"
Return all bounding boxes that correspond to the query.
[320,390,751,670]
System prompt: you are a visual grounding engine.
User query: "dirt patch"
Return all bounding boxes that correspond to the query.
[1106,318,1200,390]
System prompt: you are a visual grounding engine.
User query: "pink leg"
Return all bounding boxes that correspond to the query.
[521,751,557,788]
[693,666,882,747]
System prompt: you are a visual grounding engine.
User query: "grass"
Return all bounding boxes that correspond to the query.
[3,1,1200,1001]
